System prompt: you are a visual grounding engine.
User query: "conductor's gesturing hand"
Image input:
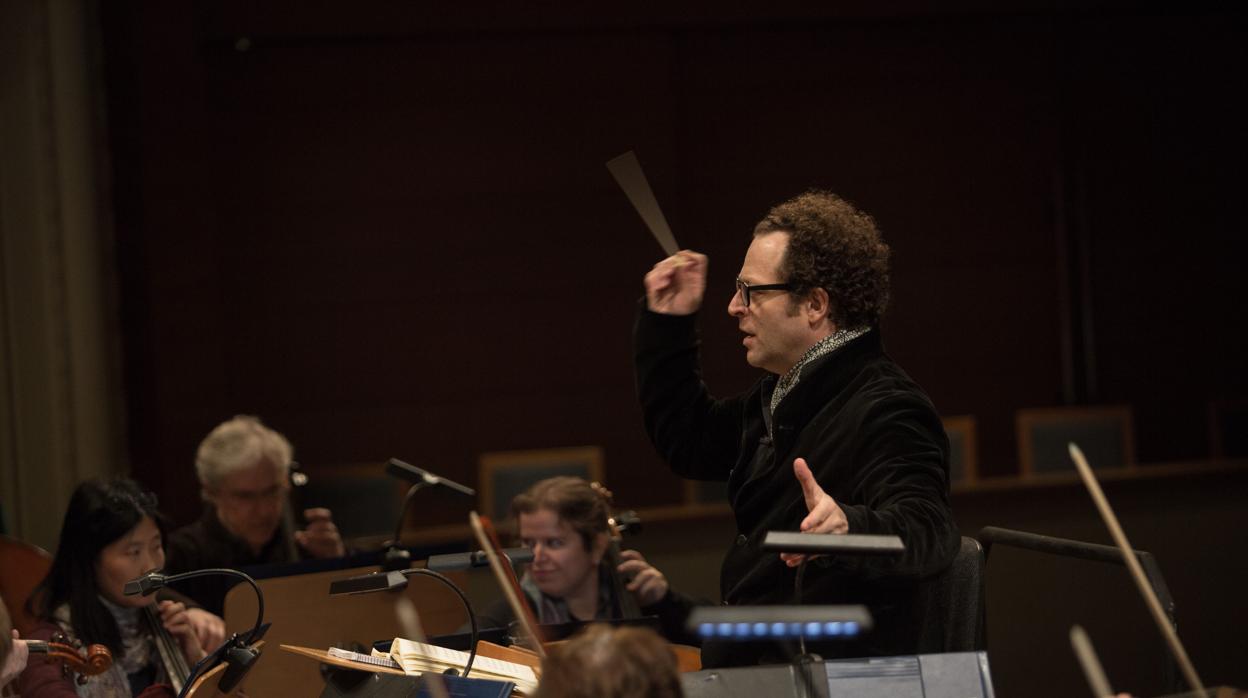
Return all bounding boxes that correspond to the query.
[780,457,849,568]
[644,251,708,316]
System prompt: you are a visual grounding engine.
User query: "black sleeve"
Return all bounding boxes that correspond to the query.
[163,526,200,575]
[634,303,746,481]
[162,525,230,616]
[818,396,960,580]
[640,588,706,646]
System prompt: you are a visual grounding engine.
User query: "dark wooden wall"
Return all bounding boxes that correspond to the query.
[99,2,1247,527]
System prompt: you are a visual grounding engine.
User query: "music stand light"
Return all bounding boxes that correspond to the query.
[760,532,905,556]
[687,606,873,642]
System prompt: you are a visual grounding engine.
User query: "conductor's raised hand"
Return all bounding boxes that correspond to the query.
[780,457,849,568]
[644,251,708,315]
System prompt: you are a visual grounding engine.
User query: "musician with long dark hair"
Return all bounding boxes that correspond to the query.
[17,478,207,697]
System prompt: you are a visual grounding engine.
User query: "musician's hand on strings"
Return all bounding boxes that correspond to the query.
[295,508,345,558]
[185,608,226,653]
[617,549,670,606]
[0,629,30,688]
[159,600,205,663]
[780,457,849,568]
[644,251,708,315]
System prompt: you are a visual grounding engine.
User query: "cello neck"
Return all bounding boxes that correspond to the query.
[143,603,190,693]
[282,462,309,560]
[606,540,643,619]
[588,482,645,620]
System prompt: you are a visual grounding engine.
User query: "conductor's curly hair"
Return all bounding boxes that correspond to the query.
[753,190,891,329]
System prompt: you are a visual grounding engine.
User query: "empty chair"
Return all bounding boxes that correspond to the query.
[1016,405,1135,476]
[478,446,604,520]
[977,526,1181,695]
[942,415,979,486]
[918,535,986,654]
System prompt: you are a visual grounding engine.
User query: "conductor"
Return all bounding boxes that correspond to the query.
[634,190,960,667]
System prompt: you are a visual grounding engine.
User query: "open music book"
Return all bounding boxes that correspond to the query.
[382,637,539,696]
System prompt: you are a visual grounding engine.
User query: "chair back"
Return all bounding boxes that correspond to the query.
[942,415,979,485]
[1016,405,1134,476]
[977,526,1182,694]
[918,535,985,653]
[478,446,604,520]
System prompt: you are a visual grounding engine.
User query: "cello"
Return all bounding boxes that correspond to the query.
[588,483,644,619]
[589,484,701,672]
[141,602,192,693]
[278,461,310,562]
[0,534,52,636]
[470,504,702,673]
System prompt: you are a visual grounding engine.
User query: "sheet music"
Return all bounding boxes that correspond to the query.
[389,638,538,693]
[326,646,402,670]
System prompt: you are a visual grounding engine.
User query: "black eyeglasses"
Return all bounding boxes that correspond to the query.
[735,277,793,306]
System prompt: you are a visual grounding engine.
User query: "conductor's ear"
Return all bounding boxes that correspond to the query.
[805,287,834,329]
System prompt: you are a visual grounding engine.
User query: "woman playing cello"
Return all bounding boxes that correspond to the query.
[17,479,209,697]
[479,476,697,644]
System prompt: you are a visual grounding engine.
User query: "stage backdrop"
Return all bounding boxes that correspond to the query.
[98,3,1247,527]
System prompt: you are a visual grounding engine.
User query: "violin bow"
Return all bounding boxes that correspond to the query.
[1068,443,1205,695]
[468,512,547,657]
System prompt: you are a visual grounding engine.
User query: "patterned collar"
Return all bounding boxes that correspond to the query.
[99,595,156,675]
[769,326,870,416]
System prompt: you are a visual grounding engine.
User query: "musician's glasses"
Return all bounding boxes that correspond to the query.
[735,277,793,306]
[216,484,286,506]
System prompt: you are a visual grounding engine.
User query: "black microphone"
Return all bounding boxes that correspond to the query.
[125,568,266,697]
[427,547,534,572]
[382,459,476,571]
[385,458,476,496]
[123,573,168,597]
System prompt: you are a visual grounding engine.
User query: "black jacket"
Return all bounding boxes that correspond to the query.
[635,307,960,666]
[165,505,304,616]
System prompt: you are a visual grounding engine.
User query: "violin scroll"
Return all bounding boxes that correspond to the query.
[80,643,113,677]
[29,635,114,684]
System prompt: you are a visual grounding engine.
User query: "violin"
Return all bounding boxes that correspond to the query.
[26,637,112,685]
